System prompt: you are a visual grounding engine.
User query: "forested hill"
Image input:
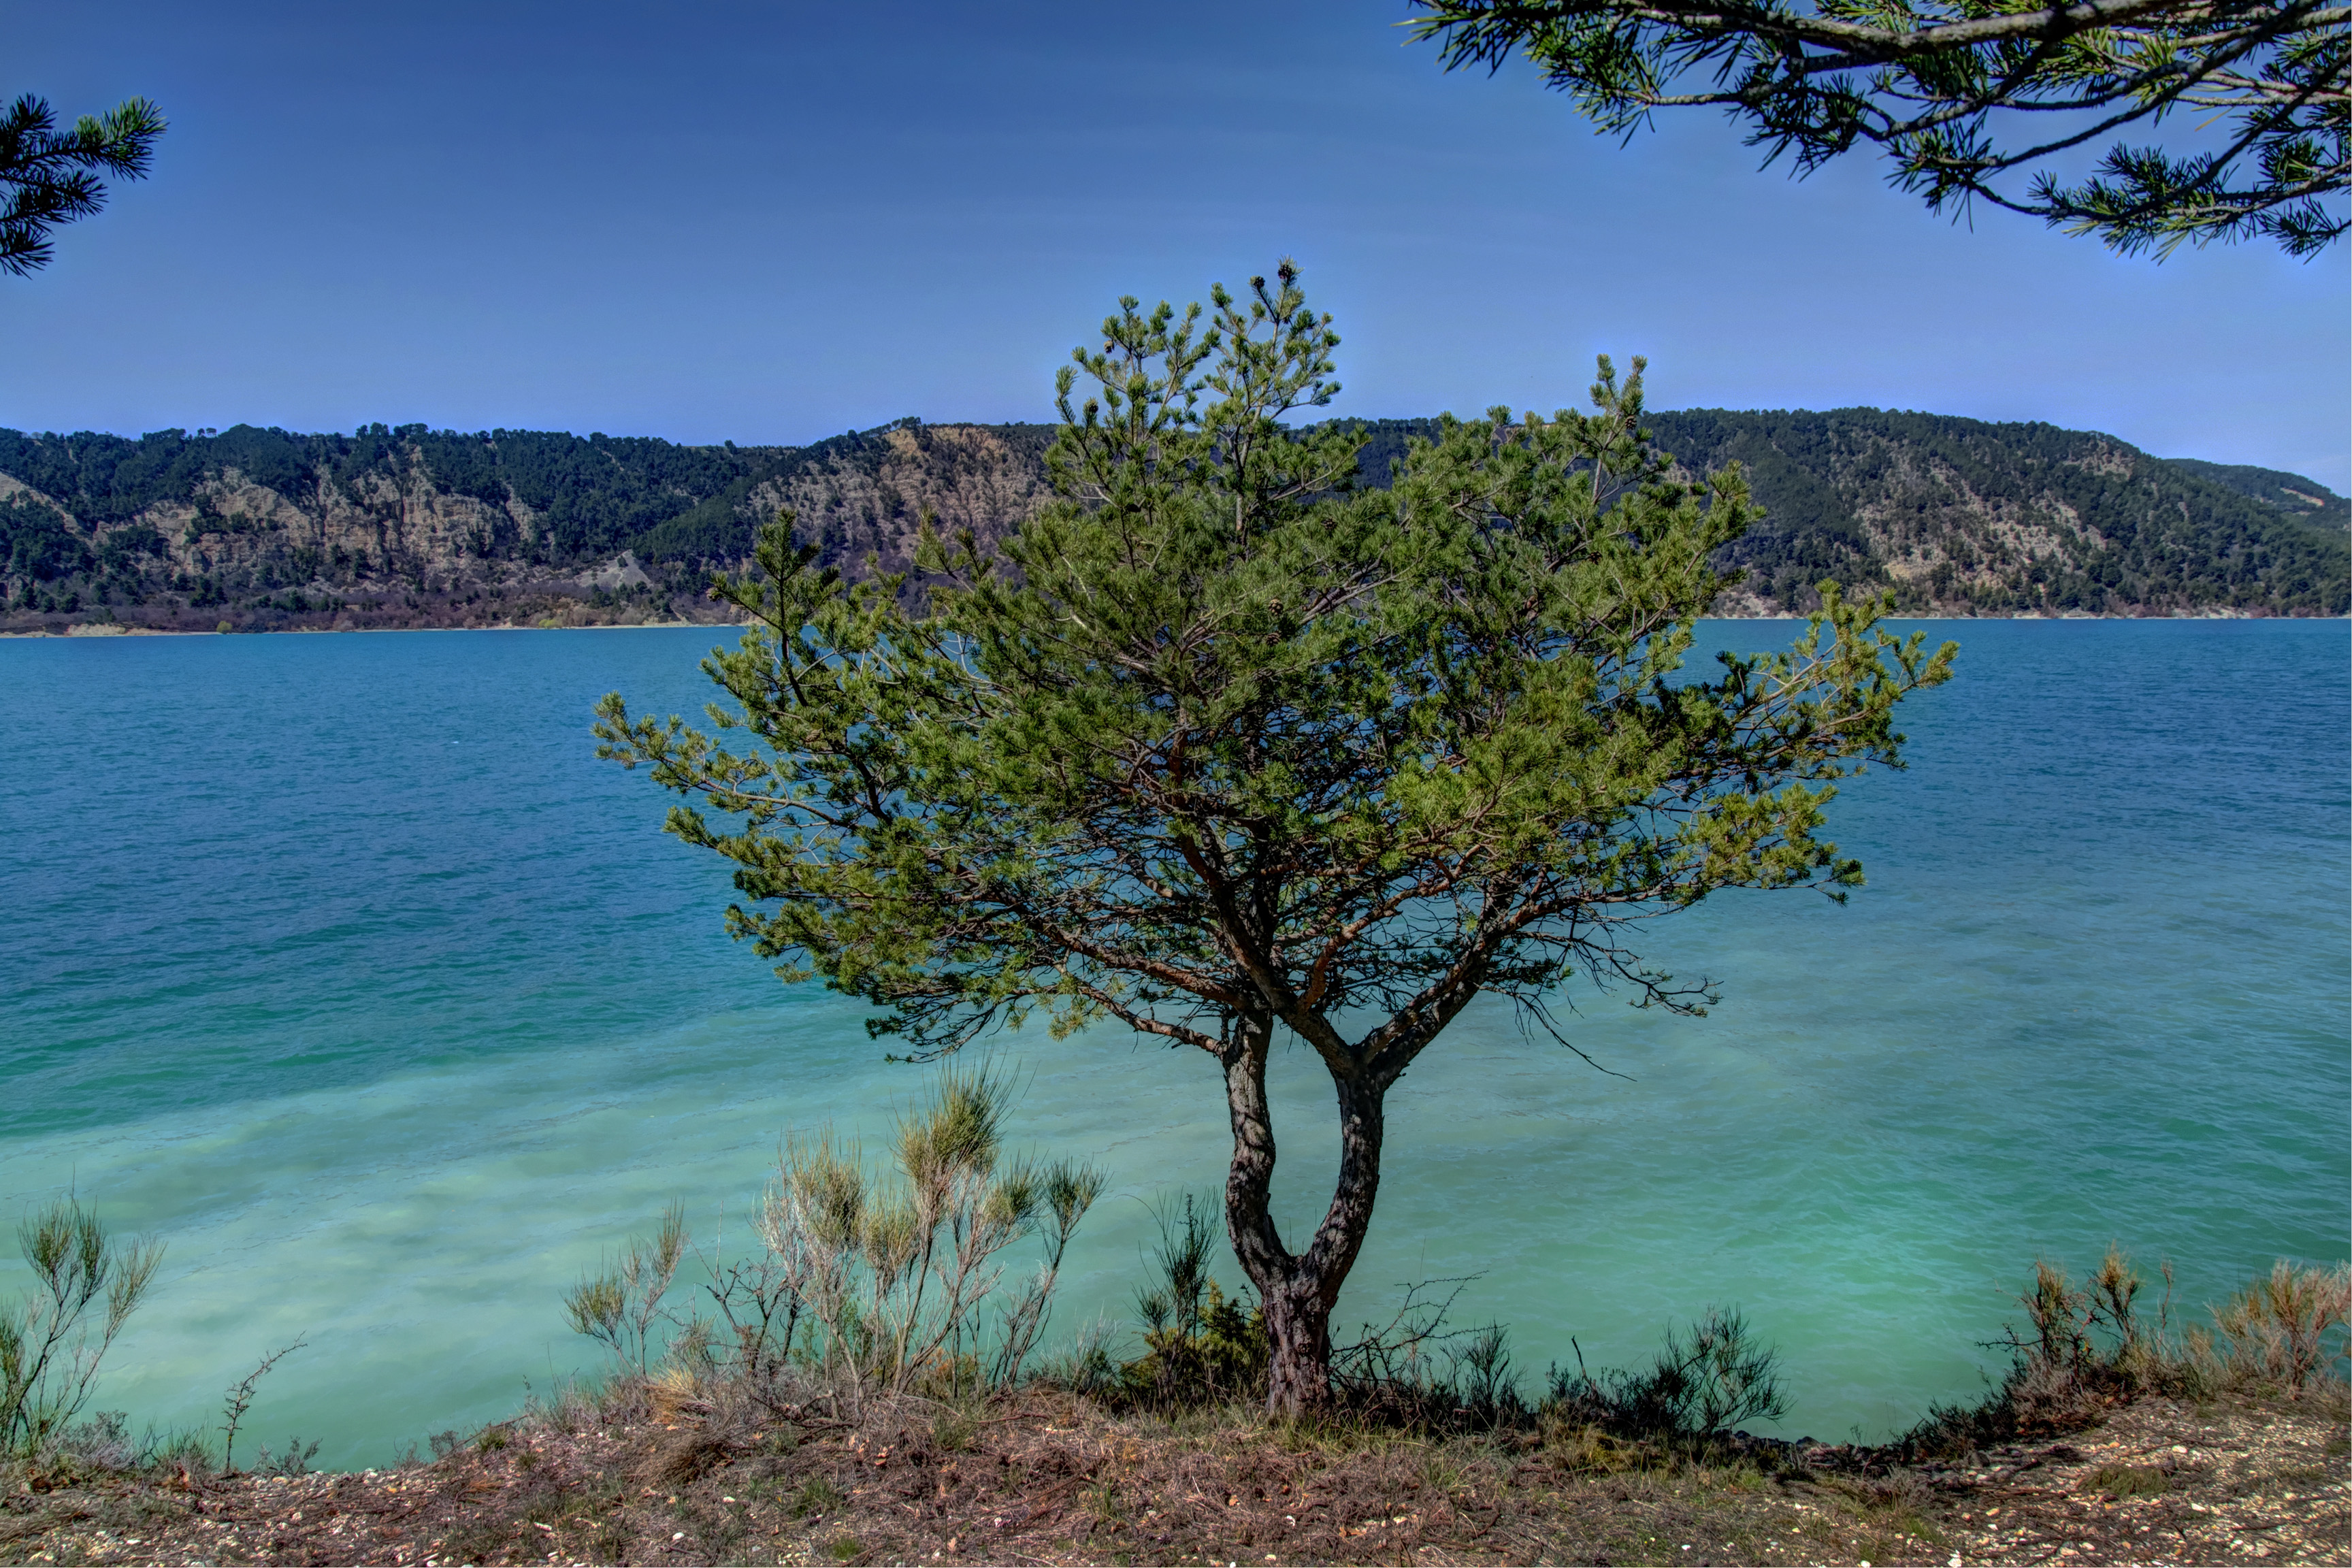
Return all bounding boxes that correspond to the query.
[1348,411,2348,618]
[0,410,2340,634]
[2159,457,2351,534]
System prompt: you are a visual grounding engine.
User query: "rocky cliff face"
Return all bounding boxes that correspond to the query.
[174,461,534,585]
[1,459,599,631]
[754,423,1054,580]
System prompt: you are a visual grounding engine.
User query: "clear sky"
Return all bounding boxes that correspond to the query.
[6,0,2347,488]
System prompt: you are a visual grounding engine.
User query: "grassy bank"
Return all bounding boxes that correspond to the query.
[3,1243,2346,1566]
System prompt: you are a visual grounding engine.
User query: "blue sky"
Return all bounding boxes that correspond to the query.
[5,0,2347,487]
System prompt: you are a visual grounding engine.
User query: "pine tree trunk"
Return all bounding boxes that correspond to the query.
[1260,1266,1334,1417]
[1220,1011,1388,1419]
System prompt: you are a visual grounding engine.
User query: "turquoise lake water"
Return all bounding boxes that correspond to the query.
[1,620,2345,1468]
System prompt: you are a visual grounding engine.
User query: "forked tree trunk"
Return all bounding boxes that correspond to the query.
[1219,1011,1388,1418]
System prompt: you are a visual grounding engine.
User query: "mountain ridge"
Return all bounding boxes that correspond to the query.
[1,409,2340,632]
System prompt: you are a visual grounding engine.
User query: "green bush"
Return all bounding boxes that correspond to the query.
[1546,1307,1787,1450]
[1111,1194,1269,1409]
[2088,1463,2170,1497]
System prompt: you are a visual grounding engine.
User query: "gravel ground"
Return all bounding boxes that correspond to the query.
[1,1387,2340,1565]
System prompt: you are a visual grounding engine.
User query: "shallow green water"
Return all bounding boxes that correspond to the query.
[1,620,2344,1465]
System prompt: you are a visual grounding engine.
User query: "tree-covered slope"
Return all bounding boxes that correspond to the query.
[1354,410,2348,616]
[2159,458,2349,534]
[1662,410,2347,616]
[1,408,2341,631]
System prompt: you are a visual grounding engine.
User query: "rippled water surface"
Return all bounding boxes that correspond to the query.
[2,620,2345,1465]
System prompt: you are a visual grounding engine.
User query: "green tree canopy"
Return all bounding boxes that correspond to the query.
[1,92,165,276]
[1408,0,2347,257]
[596,263,1956,1413]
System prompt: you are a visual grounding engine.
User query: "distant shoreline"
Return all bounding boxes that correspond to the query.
[5,609,2340,641]
[0,618,738,639]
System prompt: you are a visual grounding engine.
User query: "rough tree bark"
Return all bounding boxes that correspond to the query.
[1219,1009,1390,1417]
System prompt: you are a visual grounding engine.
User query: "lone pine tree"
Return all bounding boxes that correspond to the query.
[596,263,1956,1415]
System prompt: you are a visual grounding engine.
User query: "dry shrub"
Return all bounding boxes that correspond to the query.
[755,1064,1105,1411]
[1906,1250,2349,1458]
[563,1205,685,1379]
[540,1381,601,1435]
[563,1066,1107,1422]
[1,1199,163,1458]
[1537,1417,1647,1473]
[647,1366,705,1425]
[2198,1260,2351,1393]
[644,1428,730,1485]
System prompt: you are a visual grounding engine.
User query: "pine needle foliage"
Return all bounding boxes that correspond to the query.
[1409,0,2348,257]
[595,262,1956,1413]
[0,93,165,276]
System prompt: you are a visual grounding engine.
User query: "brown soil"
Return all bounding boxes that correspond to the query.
[1,1388,2341,1566]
